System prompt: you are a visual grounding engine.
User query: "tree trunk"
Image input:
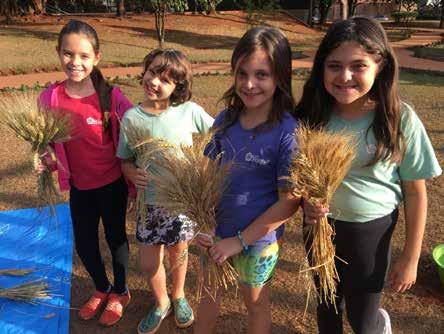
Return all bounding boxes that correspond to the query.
[117,0,125,17]
[155,8,165,49]
[340,0,347,20]
[319,1,332,25]
[440,0,444,29]
[208,4,217,15]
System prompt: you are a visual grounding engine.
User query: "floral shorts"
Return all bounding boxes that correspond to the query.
[136,205,195,246]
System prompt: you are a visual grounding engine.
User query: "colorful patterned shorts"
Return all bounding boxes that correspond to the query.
[136,205,195,246]
[231,241,280,288]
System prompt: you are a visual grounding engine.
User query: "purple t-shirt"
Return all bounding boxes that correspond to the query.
[206,110,298,249]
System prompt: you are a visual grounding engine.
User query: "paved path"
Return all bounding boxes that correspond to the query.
[0,31,442,89]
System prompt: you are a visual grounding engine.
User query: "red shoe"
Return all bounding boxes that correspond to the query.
[99,291,131,326]
[78,290,109,320]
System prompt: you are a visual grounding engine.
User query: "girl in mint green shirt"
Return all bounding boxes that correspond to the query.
[295,17,441,334]
[117,49,213,334]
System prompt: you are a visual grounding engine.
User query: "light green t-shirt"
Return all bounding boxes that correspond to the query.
[327,102,442,223]
[116,101,214,204]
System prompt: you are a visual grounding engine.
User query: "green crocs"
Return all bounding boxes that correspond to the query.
[173,297,194,328]
[137,301,172,334]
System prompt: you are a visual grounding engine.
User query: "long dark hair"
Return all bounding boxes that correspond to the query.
[295,17,404,165]
[141,48,193,106]
[219,26,294,132]
[57,20,113,131]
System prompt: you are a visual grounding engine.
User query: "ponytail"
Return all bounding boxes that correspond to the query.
[90,66,113,132]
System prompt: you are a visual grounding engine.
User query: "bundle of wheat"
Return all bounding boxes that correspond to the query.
[148,132,238,300]
[288,124,356,310]
[0,268,34,276]
[121,121,173,219]
[0,93,71,216]
[0,280,52,304]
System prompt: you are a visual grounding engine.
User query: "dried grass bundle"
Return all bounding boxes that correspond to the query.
[0,93,71,216]
[0,268,34,276]
[122,121,173,219]
[288,124,356,309]
[0,280,52,303]
[148,132,238,300]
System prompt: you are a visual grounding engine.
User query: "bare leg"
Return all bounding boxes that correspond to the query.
[139,244,170,309]
[167,241,189,300]
[241,283,271,334]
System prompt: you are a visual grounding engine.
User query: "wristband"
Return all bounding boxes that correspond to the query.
[237,231,248,252]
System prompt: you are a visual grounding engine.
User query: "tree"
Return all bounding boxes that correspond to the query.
[0,0,44,23]
[440,0,443,28]
[197,0,222,15]
[150,0,188,48]
[117,0,125,16]
[319,0,332,25]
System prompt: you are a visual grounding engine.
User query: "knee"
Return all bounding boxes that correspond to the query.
[138,258,161,277]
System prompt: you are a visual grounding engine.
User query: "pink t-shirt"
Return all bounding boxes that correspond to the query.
[58,84,121,190]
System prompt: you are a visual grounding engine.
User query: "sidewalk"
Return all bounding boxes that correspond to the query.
[0,31,442,89]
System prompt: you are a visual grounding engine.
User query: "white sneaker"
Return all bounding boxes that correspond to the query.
[378,308,392,334]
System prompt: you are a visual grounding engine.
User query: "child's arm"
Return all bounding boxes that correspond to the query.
[121,159,150,189]
[389,179,427,293]
[210,190,300,264]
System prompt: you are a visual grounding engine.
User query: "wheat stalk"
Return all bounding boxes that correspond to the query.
[147,132,238,299]
[0,280,53,303]
[287,123,356,310]
[121,121,173,219]
[0,92,71,216]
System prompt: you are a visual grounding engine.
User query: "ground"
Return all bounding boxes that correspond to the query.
[0,11,443,334]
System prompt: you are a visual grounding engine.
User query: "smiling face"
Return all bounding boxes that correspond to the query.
[324,41,381,111]
[141,55,177,104]
[58,33,100,83]
[235,49,277,116]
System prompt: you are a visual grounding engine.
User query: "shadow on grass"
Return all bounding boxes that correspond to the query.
[0,26,59,41]
[104,25,240,50]
[0,161,32,179]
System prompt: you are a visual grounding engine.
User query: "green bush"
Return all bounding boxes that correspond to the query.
[391,11,418,23]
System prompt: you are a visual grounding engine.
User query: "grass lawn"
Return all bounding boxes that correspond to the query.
[0,71,443,333]
[0,11,322,75]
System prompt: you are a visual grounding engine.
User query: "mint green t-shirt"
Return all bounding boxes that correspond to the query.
[327,102,442,223]
[116,101,214,204]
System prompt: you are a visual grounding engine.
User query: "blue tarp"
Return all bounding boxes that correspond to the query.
[0,204,73,334]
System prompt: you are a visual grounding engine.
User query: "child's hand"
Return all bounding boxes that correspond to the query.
[210,237,243,265]
[33,151,54,174]
[303,199,329,224]
[128,168,150,188]
[195,232,214,250]
[388,255,418,293]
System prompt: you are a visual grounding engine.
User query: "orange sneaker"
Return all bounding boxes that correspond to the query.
[78,290,109,320]
[98,291,131,326]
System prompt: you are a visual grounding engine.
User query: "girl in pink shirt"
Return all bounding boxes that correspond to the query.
[38,20,133,327]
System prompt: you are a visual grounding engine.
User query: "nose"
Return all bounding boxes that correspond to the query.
[339,68,353,82]
[246,77,255,90]
[150,76,160,87]
[72,55,81,66]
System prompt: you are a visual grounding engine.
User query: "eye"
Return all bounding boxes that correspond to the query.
[326,63,341,71]
[81,55,90,60]
[352,63,367,71]
[237,70,247,78]
[63,51,72,57]
[256,71,269,79]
